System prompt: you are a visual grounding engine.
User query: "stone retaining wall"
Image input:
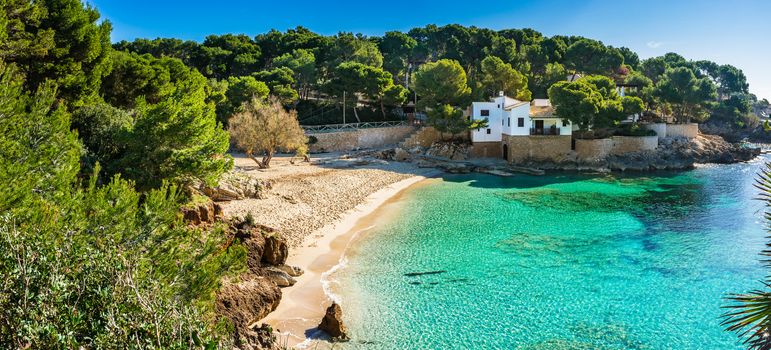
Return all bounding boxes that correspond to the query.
[469,142,501,158]
[667,123,699,138]
[577,135,659,160]
[576,138,613,161]
[308,126,416,152]
[642,123,667,138]
[641,122,698,139]
[610,136,658,155]
[501,135,572,163]
[400,127,468,148]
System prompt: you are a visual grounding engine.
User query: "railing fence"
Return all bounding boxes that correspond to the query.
[303,121,411,133]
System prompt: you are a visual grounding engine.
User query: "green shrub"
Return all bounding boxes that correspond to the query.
[0,63,244,349]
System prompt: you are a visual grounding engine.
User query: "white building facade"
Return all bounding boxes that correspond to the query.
[470,96,572,142]
[468,94,573,162]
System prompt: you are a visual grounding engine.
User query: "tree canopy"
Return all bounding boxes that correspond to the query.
[111,24,761,128]
[563,39,624,75]
[479,55,532,101]
[413,59,471,109]
[1,0,112,106]
[229,97,307,168]
[655,67,717,123]
[548,75,635,133]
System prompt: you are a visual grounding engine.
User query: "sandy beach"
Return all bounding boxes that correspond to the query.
[262,174,435,347]
[220,153,439,346]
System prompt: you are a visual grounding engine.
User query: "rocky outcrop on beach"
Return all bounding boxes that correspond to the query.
[181,200,224,226]
[424,142,470,161]
[605,134,759,171]
[262,235,288,266]
[318,303,349,342]
[215,219,306,349]
[200,171,273,202]
[216,276,282,349]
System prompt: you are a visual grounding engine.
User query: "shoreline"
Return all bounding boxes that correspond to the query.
[261,172,439,347]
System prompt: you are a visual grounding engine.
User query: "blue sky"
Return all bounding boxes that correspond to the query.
[90,0,771,100]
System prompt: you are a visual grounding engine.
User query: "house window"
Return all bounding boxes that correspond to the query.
[508,118,511,127]
[481,109,490,117]
[517,118,524,127]
[486,129,491,134]
[562,120,568,127]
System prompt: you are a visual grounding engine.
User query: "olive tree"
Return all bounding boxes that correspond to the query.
[229,96,307,168]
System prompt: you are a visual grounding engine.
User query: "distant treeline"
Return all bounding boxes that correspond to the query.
[112,25,766,127]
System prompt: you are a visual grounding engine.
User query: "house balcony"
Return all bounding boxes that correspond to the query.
[530,127,561,136]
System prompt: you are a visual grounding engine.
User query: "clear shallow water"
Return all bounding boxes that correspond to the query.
[331,157,770,349]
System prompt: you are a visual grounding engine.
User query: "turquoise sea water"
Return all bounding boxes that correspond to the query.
[331,157,770,349]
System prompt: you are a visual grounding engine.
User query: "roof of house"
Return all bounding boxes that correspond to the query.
[504,100,529,110]
[529,105,556,118]
[497,96,528,110]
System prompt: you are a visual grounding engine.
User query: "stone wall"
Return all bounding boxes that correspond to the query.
[309,131,358,152]
[308,126,415,152]
[577,136,659,160]
[469,142,501,158]
[610,136,658,155]
[667,123,699,138]
[642,123,667,138]
[641,122,698,139]
[501,135,572,163]
[576,138,613,161]
[400,127,468,148]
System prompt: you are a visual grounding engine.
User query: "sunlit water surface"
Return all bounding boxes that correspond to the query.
[330,157,769,349]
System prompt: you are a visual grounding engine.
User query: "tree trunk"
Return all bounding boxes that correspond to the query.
[247,151,267,168]
[352,106,361,123]
[261,151,273,169]
[380,99,386,119]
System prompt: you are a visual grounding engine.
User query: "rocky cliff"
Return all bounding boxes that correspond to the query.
[215,220,305,350]
[180,201,302,350]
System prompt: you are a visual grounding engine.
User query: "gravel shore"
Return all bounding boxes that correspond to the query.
[221,152,432,248]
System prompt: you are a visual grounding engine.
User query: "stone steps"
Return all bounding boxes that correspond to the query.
[399,127,425,149]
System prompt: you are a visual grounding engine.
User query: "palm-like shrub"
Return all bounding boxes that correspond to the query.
[723,163,771,349]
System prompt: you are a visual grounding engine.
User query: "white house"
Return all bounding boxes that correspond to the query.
[469,93,573,161]
[470,94,572,142]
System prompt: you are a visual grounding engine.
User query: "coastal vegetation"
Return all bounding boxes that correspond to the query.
[0,0,241,348]
[114,25,765,141]
[229,97,308,168]
[0,0,767,348]
[547,75,646,136]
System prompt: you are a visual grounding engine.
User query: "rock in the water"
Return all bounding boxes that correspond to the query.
[262,235,288,265]
[263,267,297,287]
[277,264,304,277]
[318,303,349,341]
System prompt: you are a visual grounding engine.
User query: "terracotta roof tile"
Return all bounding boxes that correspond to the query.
[530,105,555,118]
